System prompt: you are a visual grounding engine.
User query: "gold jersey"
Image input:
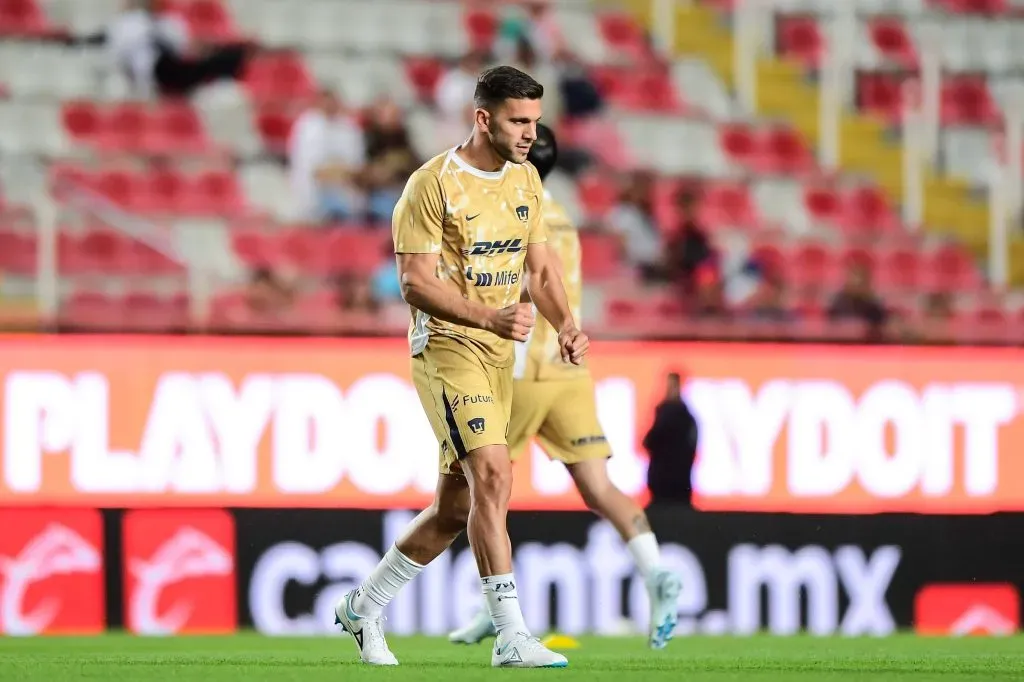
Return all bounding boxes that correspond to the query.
[392,147,547,367]
[513,191,586,381]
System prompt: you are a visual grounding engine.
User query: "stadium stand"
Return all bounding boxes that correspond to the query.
[0,0,1022,344]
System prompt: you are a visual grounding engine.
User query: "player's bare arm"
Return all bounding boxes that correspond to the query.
[397,253,535,341]
[525,241,589,363]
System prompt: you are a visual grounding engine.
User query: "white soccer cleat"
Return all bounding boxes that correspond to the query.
[647,569,682,649]
[334,590,399,665]
[491,631,569,668]
[448,606,497,644]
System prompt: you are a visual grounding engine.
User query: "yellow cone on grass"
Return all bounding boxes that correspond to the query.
[541,634,580,650]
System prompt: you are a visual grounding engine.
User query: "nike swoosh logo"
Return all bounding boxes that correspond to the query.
[467,214,480,221]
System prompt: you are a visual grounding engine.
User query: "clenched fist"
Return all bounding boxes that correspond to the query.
[490,302,535,341]
[558,326,589,365]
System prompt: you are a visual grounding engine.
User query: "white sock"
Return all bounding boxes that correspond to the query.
[350,545,424,618]
[482,573,529,636]
[626,532,662,579]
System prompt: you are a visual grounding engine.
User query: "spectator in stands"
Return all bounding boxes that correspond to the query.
[915,291,955,344]
[643,371,698,509]
[692,265,728,319]
[335,273,378,314]
[363,97,420,226]
[607,171,666,283]
[436,51,487,148]
[287,88,367,224]
[245,267,293,316]
[667,188,714,295]
[746,274,792,322]
[557,52,604,121]
[496,0,564,66]
[92,0,251,99]
[828,262,888,338]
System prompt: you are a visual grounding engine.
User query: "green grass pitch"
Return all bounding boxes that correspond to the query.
[2,634,1022,681]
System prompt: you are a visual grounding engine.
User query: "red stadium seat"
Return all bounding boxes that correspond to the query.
[701,182,758,230]
[94,169,143,209]
[243,52,314,104]
[606,297,640,319]
[579,233,623,281]
[937,0,1007,14]
[789,242,833,289]
[77,230,130,274]
[464,9,497,51]
[841,185,900,235]
[97,103,147,153]
[63,292,123,329]
[924,243,982,292]
[942,77,1000,126]
[119,291,185,331]
[184,0,240,43]
[324,229,390,276]
[142,168,187,213]
[857,72,904,123]
[62,101,101,141]
[191,169,244,216]
[145,103,209,155]
[777,16,824,68]
[875,247,924,293]
[404,57,444,102]
[255,105,298,154]
[231,229,282,268]
[128,238,184,275]
[720,123,757,167]
[598,12,650,61]
[869,19,917,68]
[804,186,843,223]
[576,173,619,219]
[0,230,36,274]
[0,0,56,37]
[758,126,813,174]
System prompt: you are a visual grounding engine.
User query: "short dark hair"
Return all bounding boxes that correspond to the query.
[474,66,543,111]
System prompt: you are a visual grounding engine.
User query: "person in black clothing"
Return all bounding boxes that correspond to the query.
[642,371,699,508]
[668,189,714,295]
[827,262,889,341]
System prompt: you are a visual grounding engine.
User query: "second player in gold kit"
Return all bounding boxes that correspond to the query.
[508,187,610,466]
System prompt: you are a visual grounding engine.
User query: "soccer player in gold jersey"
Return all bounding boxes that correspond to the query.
[447,124,682,650]
[334,67,586,668]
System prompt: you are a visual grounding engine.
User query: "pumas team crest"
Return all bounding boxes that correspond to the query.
[515,205,529,222]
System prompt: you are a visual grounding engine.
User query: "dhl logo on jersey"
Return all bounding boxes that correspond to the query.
[461,239,524,257]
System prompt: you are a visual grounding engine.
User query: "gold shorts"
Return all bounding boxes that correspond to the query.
[412,339,513,475]
[507,375,611,465]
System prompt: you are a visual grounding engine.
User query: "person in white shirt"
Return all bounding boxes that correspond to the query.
[607,171,667,282]
[434,51,486,148]
[287,88,367,223]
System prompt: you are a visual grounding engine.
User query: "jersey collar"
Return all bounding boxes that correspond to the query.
[448,147,508,180]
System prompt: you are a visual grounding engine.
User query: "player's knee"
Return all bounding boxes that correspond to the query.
[466,451,513,508]
[436,492,472,530]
